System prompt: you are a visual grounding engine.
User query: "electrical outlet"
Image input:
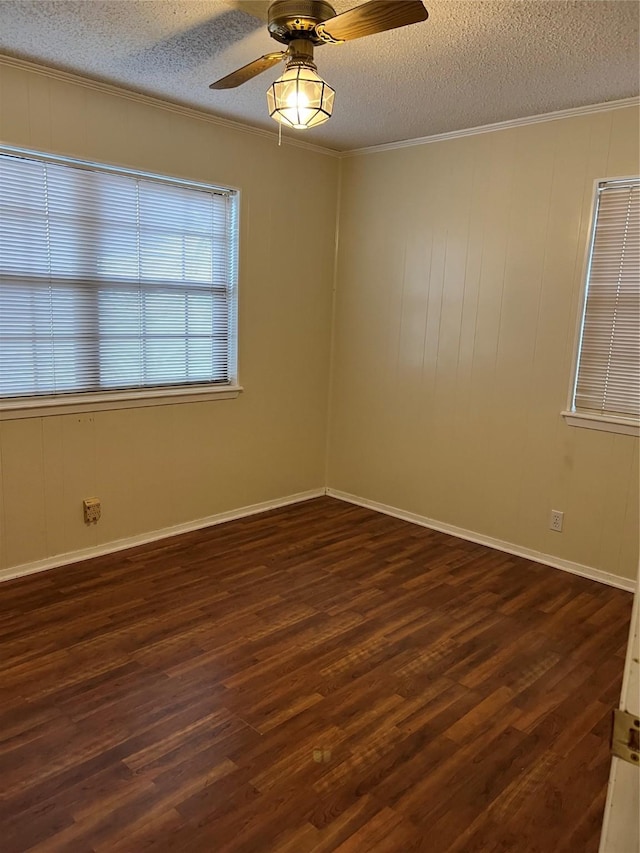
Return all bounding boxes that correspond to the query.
[83,497,101,524]
[549,510,564,532]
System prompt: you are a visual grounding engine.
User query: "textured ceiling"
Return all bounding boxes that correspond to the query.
[0,0,637,151]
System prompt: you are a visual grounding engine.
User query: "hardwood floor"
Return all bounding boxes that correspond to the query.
[0,496,632,852]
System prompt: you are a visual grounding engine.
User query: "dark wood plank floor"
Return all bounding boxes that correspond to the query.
[0,496,632,852]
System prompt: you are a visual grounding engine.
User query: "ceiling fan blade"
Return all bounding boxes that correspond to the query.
[222,1,270,21]
[319,0,427,42]
[209,52,286,89]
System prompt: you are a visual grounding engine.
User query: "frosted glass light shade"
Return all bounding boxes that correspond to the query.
[267,64,335,130]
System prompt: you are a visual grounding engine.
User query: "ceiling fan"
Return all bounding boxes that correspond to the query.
[210,0,428,130]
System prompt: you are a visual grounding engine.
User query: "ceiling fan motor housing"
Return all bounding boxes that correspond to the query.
[268,0,337,45]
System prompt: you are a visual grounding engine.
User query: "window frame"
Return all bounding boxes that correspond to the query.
[0,145,242,420]
[562,175,639,438]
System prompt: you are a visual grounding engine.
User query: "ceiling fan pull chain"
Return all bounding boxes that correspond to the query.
[278,120,282,147]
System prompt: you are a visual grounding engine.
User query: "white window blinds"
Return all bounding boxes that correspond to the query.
[573,179,639,420]
[0,150,238,399]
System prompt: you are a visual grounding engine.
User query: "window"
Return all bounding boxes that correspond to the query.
[0,149,239,412]
[564,178,639,436]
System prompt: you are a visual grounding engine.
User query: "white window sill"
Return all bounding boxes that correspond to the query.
[0,384,243,420]
[562,410,639,437]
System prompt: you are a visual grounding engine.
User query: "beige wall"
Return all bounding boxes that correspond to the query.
[0,60,339,573]
[328,107,639,582]
[1,59,637,586]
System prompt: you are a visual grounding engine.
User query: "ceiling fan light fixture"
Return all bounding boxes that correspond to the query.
[267,62,335,130]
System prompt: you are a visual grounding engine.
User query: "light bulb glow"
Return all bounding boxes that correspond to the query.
[267,63,335,130]
[287,90,309,109]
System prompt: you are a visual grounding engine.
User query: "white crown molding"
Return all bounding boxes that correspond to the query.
[0,54,341,159]
[3,54,637,160]
[0,488,325,584]
[344,97,640,157]
[327,489,636,593]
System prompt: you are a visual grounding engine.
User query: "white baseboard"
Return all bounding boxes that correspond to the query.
[4,486,634,594]
[0,488,326,585]
[327,488,636,593]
